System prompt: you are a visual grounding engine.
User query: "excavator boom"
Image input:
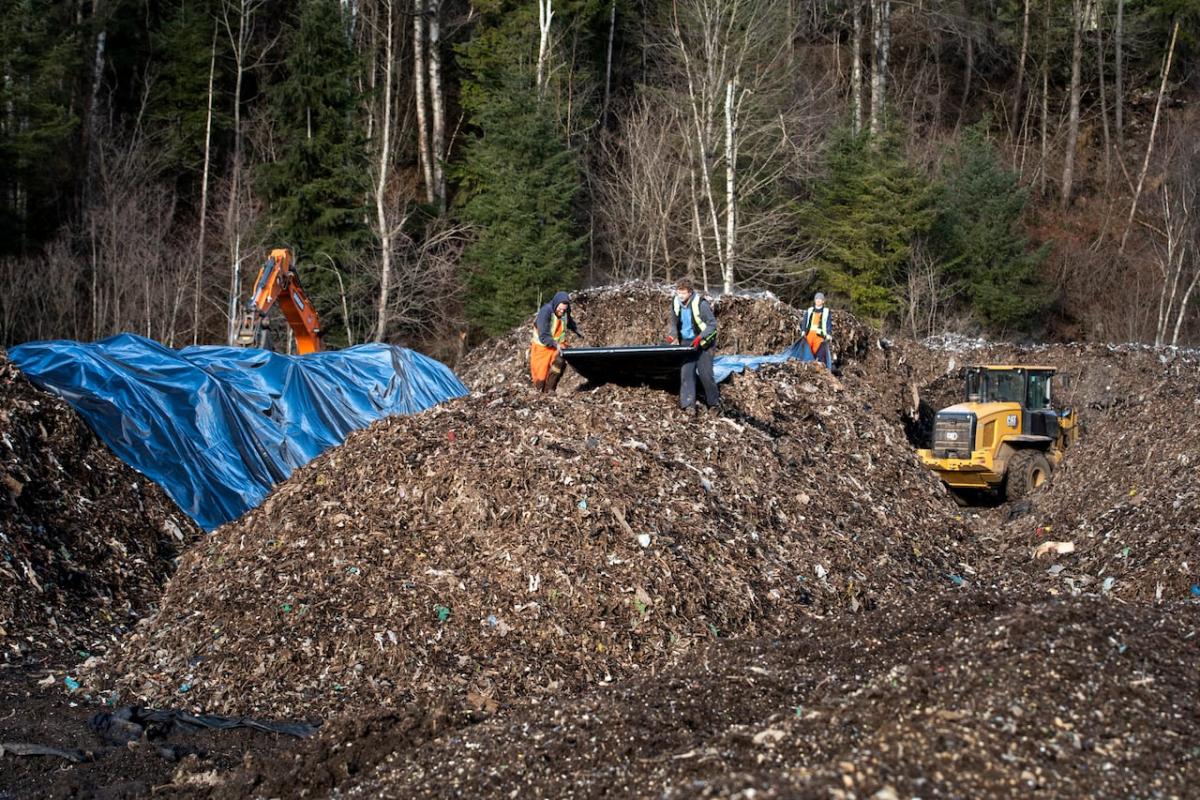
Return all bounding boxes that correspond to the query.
[235,248,323,354]
[235,248,324,355]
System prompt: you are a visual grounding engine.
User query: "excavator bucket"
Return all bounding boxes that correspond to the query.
[234,311,265,349]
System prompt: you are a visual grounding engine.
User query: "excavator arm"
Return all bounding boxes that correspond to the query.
[234,248,324,355]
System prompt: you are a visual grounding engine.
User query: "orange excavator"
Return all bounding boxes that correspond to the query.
[234,248,324,355]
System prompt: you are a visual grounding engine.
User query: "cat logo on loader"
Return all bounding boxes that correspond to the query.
[917,366,1079,502]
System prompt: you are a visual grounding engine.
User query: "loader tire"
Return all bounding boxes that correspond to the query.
[1005,450,1052,502]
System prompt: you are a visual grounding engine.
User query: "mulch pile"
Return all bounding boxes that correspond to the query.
[87,355,977,718]
[17,285,1200,799]
[0,352,199,662]
[981,348,1200,602]
[313,591,1197,799]
[889,339,1200,602]
[460,282,874,392]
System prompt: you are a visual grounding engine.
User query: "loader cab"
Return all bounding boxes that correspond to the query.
[964,366,1061,437]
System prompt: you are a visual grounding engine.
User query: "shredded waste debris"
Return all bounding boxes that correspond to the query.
[2,285,1198,799]
[0,352,199,661]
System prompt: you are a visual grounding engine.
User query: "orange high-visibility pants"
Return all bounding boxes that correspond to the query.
[530,342,559,383]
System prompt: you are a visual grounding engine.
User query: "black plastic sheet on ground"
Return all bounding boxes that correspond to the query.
[562,345,696,389]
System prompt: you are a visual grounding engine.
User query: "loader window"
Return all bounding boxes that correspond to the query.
[1026,373,1051,410]
[984,371,1025,403]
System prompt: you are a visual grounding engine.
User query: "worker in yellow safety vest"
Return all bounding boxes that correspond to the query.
[802,292,833,369]
[530,291,582,392]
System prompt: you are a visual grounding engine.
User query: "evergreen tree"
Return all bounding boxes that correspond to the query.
[799,129,935,323]
[255,0,366,344]
[931,124,1051,332]
[456,11,584,337]
[147,0,226,181]
[0,0,81,254]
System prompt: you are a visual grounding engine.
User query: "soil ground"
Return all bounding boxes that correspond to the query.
[0,663,297,800]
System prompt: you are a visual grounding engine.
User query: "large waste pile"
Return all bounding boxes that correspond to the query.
[0,353,198,660]
[460,282,875,391]
[983,347,1200,601]
[89,333,976,718]
[318,591,1198,799]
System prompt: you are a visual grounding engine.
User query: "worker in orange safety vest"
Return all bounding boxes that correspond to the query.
[530,291,582,392]
[801,292,833,369]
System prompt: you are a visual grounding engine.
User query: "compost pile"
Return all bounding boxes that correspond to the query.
[985,348,1200,601]
[0,352,198,661]
[181,591,1200,800]
[90,358,979,719]
[459,282,874,391]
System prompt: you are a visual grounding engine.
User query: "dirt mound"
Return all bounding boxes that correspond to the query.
[174,591,1200,800]
[988,353,1200,601]
[459,282,875,391]
[88,359,976,719]
[0,353,199,661]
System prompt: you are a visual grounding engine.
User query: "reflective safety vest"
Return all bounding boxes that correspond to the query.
[531,314,566,346]
[805,306,829,338]
[673,293,715,343]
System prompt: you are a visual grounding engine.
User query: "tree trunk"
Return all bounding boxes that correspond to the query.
[851,0,863,135]
[869,0,880,136]
[1114,0,1124,153]
[1012,0,1030,136]
[723,79,736,294]
[373,0,395,342]
[1060,0,1083,210]
[958,14,973,132]
[1171,270,1200,346]
[194,28,217,345]
[1038,0,1049,198]
[537,0,553,98]
[429,0,445,211]
[225,0,247,344]
[602,0,616,125]
[1120,20,1180,254]
[83,20,107,200]
[869,0,890,137]
[1095,1,1112,190]
[413,0,434,204]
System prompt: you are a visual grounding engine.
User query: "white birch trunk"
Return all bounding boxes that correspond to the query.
[723,79,736,294]
[602,0,616,124]
[1114,0,1124,153]
[373,0,395,342]
[429,0,446,211]
[851,0,863,135]
[1120,20,1180,254]
[194,29,217,345]
[1039,0,1049,198]
[413,0,434,204]
[537,0,553,98]
[1012,0,1030,135]
[1171,270,1200,346]
[869,0,880,136]
[1095,1,1111,189]
[1060,0,1083,210]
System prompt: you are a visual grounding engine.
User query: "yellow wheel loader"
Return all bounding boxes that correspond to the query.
[917,366,1078,502]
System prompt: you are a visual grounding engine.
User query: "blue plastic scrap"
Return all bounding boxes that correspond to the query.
[713,339,820,384]
[9,334,467,531]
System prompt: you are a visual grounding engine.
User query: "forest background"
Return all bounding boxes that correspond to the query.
[1,0,1198,359]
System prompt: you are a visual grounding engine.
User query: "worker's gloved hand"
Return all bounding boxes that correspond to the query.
[666,336,677,345]
[691,336,702,348]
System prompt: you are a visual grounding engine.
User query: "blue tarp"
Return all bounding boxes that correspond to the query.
[9,334,467,531]
[713,340,822,383]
